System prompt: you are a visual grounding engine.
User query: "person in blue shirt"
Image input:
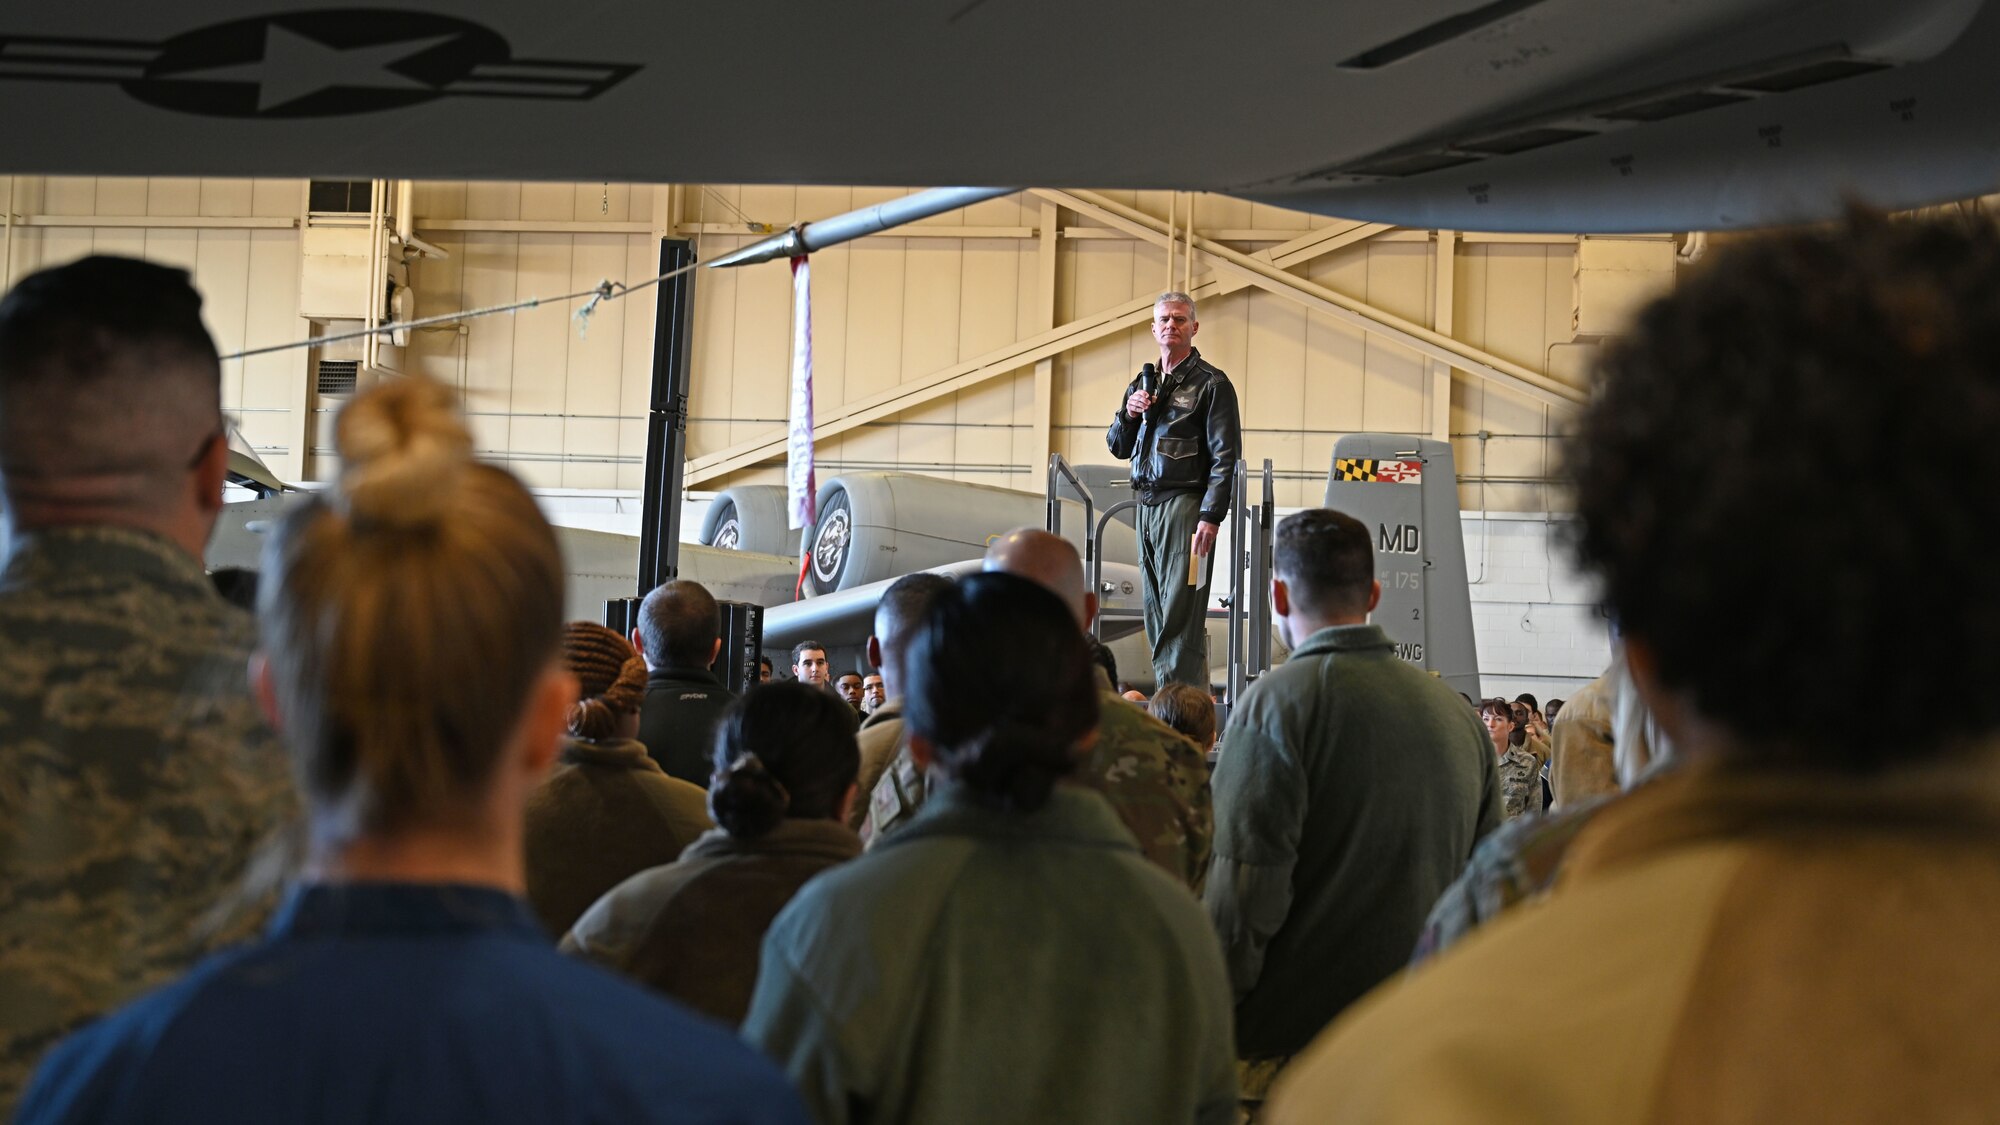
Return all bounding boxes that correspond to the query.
[17,376,809,1125]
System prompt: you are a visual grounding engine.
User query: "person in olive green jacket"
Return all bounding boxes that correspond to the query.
[859,529,1213,892]
[524,623,712,938]
[1204,510,1500,1102]
[743,573,1237,1125]
[563,682,861,1026]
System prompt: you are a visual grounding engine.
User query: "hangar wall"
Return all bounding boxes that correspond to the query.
[0,179,1597,509]
[0,177,1617,689]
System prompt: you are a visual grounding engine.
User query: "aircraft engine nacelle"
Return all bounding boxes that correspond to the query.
[697,484,793,556]
[802,472,1136,596]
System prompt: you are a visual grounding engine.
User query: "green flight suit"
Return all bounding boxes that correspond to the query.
[1137,491,1213,690]
[1204,623,1501,1064]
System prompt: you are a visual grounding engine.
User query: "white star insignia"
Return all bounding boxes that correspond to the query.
[166,24,455,112]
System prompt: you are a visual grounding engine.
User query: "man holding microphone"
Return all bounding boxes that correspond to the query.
[1107,291,1242,691]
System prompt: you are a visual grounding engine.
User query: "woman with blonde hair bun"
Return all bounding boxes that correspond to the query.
[17,377,807,1125]
[524,621,713,938]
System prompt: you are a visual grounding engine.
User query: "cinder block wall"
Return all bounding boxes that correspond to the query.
[1461,512,1610,703]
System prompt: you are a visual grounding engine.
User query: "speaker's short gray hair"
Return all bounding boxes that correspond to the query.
[1155,291,1197,320]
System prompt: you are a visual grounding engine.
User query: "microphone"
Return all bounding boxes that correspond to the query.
[1136,363,1158,416]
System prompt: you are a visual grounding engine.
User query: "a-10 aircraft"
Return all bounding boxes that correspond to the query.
[209,429,1478,696]
[3,0,1997,231]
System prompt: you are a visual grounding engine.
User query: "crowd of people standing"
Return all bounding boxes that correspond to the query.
[9,207,2000,1123]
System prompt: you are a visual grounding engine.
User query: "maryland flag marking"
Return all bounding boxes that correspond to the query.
[1332,458,1423,484]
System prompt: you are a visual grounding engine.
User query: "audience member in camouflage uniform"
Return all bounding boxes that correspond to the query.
[1408,795,1612,964]
[1482,697,1548,820]
[860,529,1214,892]
[848,573,953,836]
[0,257,295,1115]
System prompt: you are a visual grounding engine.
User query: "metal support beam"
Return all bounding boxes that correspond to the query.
[704,187,1019,269]
[682,215,1392,485]
[1030,198,1059,477]
[16,214,299,229]
[1430,229,1457,441]
[1035,189,1584,409]
[637,238,699,591]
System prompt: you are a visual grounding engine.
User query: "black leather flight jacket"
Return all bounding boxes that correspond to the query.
[1105,348,1242,524]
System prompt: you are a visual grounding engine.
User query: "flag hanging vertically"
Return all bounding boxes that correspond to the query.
[786,255,816,531]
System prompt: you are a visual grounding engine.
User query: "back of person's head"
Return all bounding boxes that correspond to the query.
[561,622,647,740]
[982,527,1090,625]
[1567,212,2000,769]
[258,377,563,842]
[873,571,955,655]
[0,256,222,518]
[636,579,720,669]
[1149,682,1217,749]
[1274,509,1374,618]
[1089,639,1118,687]
[904,572,1099,812]
[708,682,860,838]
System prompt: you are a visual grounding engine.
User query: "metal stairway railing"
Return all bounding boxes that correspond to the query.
[1047,453,1275,708]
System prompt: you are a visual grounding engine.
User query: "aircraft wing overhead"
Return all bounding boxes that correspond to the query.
[0,0,1993,230]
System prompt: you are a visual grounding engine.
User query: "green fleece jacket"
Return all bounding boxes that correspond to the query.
[1203,623,1501,1060]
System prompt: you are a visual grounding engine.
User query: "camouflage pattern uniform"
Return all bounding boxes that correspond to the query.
[858,671,1214,892]
[0,527,296,1115]
[847,699,907,835]
[1497,735,1549,821]
[1408,795,1612,965]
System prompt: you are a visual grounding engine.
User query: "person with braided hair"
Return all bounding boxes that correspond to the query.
[562,682,861,1026]
[523,622,713,938]
[743,572,1237,1125]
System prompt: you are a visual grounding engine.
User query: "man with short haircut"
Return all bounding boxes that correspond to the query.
[791,640,830,687]
[849,572,954,835]
[860,673,885,715]
[1107,292,1241,690]
[1149,682,1219,754]
[862,529,1214,892]
[758,656,773,683]
[1206,509,1498,1106]
[632,579,736,788]
[835,673,865,712]
[0,257,296,1115]
[1270,214,2000,1123]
